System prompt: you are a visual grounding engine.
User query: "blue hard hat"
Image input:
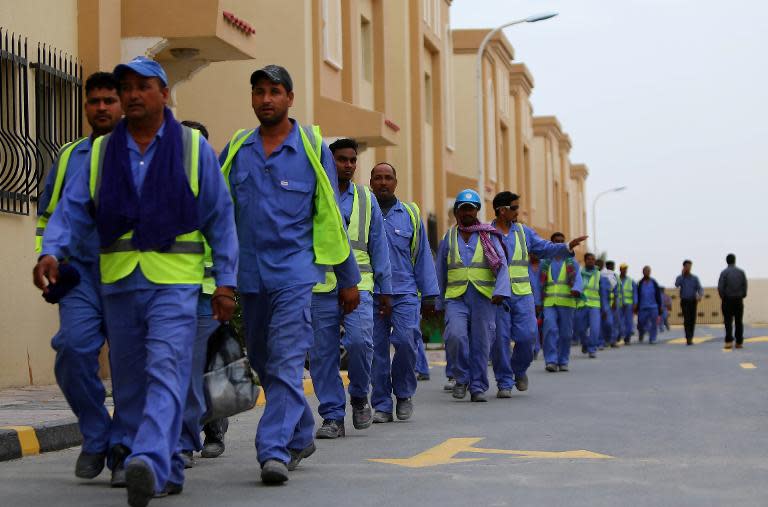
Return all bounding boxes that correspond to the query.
[114,56,168,86]
[454,189,481,209]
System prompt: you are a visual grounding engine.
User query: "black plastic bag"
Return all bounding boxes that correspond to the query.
[202,323,260,424]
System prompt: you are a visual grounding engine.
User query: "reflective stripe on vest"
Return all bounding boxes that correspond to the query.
[89,126,205,285]
[445,226,495,300]
[621,276,634,305]
[578,269,601,309]
[314,183,374,293]
[35,137,88,253]
[543,262,576,308]
[401,201,420,265]
[507,223,532,296]
[219,124,350,266]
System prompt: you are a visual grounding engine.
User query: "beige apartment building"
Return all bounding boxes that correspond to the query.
[0,0,587,388]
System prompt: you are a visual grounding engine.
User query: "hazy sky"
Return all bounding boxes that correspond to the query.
[451,0,767,287]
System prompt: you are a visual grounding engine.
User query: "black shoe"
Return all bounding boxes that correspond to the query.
[610,343,619,348]
[75,451,106,479]
[558,364,569,372]
[638,335,644,343]
[624,339,631,345]
[260,459,289,484]
[443,378,456,391]
[452,383,468,399]
[315,419,345,439]
[372,411,394,423]
[686,339,694,346]
[287,442,316,471]
[581,345,587,354]
[416,373,431,381]
[125,459,156,507]
[109,444,130,488]
[588,352,597,358]
[545,363,557,372]
[201,438,225,459]
[515,373,529,392]
[470,392,487,402]
[395,398,414,420]
[496,389,513,398]
[180,451,195,469]
[351,397,373,429]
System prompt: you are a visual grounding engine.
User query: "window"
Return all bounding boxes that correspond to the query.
[361,16,373,82]
[444,23,455,150]
[322,0,343,69]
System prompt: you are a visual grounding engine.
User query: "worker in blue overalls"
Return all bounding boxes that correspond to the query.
[218,65,360,485]
[541,232,584,372]
[310,139,392,439]
[436,190,510,402]
[618,263,638,344]
[370,162,439,421]
[637,265,663,344]
[605,260,624,347]
[574,252,609,358]
[489,192,586,394]
[34,57,239,506]
[529,253,544,360]
[34,72,122,482]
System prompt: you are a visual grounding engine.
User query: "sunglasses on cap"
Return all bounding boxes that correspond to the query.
[495,205,519,212]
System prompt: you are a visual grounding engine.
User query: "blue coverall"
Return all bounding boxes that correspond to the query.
[310,184,392,422]
[530,263,543,357]
[574,268,608,355]
[372,200,439,414]
[436,231,510,395]
[601,275,619,347]
[221,120,360,466]
[542,259,583,367]
[611,273,624,343]
[637,278,661,344]
[42,123,238,492]
[619,277,638,341]
[489,223,572,389]
[37,137,112,456]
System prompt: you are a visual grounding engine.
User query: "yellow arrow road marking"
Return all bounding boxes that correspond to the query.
[745,336,768,343]
[369,437,613,468]
[740,362,757,369]
[668,335,712,344]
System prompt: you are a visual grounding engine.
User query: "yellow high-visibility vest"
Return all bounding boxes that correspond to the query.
[543,261,576,308]
[507,223,532,296]
[578,269,601,309]
[620,276,634,305]
[444,226,495,300]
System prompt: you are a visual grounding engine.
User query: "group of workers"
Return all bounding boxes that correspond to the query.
[27,56,701,507]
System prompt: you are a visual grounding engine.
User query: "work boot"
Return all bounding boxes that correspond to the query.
[260,459,289,485]
[125,459,156,507]
[470,392,487,402]
[372,411,394,423]
[443,378,456,391]
[558,364,569,372]
[452,383,468,399]
[515,373,529,392]
[201,438,225,459]
[496,389,513,399]
[396,397,414,420]
[724,341,734,349]
[545,363,557,372]
[610,343,619,348]
[686,338,694,346]
[588,352,597,358]
[75,451,106,479]
[110,444,130,488]
[315,419,345,439]
[287,442,316,471]
[624,339,631,345]
[416,373,431,381]
[180,451,195,469]
[735,342,744,349]
[581,345,587,354]
[351,397,373,429]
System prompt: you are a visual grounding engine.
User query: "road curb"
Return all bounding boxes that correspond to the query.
[0,419,82,462]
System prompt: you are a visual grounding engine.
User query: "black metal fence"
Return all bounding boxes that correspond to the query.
[0,28,82,216]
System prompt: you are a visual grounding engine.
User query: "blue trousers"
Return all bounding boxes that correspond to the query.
[52,261,110,455]
[372,294,418,413]
[179,294,220,453]
[575,307,601,354]
[601,308,615,346]
[414,321,430,376]
[638,307,659,343]
[443,286,495,394]
[490,294,537,389]
[621,305,635,340]
[543,306,575,366]
[104,287,197,493]
[310,291,374,421]
[242,284,315,465]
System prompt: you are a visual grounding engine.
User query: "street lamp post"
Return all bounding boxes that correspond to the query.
[591,186,627,255]
[476,12,558,219]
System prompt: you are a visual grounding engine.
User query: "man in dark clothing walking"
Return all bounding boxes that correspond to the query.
[718,254,748,349]
[675,260,703,345]
[637,266,663,344]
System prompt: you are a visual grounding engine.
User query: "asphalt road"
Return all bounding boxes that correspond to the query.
[2,325,768,507]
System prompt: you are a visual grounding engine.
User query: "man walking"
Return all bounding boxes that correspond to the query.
[541,233,583,371]
[34,72,122,482]
[436,190,509,402]
[574,253,608,358]
[637,266,663,344]
[370,162,439,421]
[34,57,239,506]
[219,65,360,484]
[605,260,623,347]
[618,263,637,344]
[675,260,703,345]
[718,254,748,349]
[310,139,392,438]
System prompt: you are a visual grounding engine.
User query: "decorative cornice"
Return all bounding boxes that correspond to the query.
[509,63,534,95]
[571,163,589,180]
[451,29,515,61]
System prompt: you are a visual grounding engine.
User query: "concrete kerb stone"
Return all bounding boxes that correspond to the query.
[0,418,82,462]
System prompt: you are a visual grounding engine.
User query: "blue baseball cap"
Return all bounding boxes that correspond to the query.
[114,56,168,86]
[454,189,482,209]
